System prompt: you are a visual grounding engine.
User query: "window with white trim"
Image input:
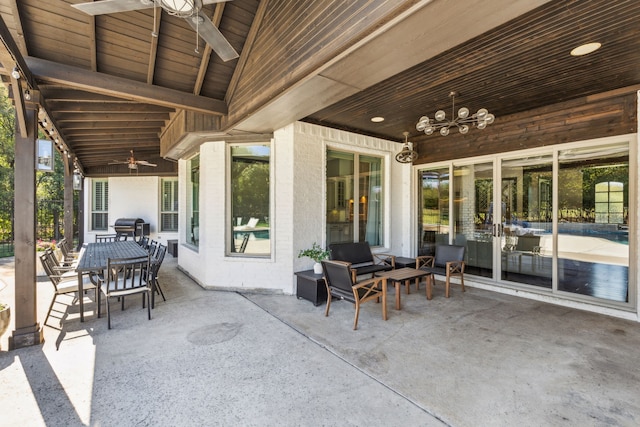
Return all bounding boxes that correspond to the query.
[92,179,109,231]
[160,178,178,232]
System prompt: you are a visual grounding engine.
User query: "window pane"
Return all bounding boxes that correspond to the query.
[419,168,449,256]
[557,143,629,302]
[326,150,355,245]
[186,156,199,246]
[160,178,178,232]
[92,180,108,230]
[360,155,382,245]
[326,150,384,247]
[230,144,270,255]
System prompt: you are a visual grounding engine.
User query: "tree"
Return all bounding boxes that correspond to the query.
[0,86,15,241]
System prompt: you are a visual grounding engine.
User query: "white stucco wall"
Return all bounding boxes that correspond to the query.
[176,122,412,294]
[82,176,179,245]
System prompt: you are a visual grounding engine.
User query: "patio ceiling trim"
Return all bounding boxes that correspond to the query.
[24,57,228,116]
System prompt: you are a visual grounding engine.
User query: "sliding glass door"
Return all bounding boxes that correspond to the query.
[556,143,629,302]
[452,161,495,278]
[417,139,632,305]
[500,155,553,288]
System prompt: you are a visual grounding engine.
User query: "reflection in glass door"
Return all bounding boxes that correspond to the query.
[417,139,632,306]
[452,162,494,278]
[500,155,553,287]
[418,168,449,256]
[557,144,629,302]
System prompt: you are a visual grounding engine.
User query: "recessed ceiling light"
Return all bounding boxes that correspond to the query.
[571,42,601,56]
[371,116,384,123]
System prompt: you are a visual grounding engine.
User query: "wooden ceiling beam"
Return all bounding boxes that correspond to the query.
[46,101,172,113]
[57,120,166,129]
[25,56,227,116]
[55,112,170,122]
[62,129,159,137]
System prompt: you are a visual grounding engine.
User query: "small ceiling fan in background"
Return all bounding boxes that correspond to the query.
[109,150,158,173]
[72,0,239,61]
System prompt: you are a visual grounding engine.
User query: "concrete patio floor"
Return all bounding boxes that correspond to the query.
[1,255,639,426]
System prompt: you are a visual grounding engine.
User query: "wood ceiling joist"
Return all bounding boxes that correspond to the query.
[56,120,166,129]
[46,101,172,113]
[55,112,170,122]
[25,56,227,115]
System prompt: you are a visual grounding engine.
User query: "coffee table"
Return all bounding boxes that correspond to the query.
[375,268,431,310]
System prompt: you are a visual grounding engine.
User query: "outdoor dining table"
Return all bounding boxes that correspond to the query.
[75,240,149,322]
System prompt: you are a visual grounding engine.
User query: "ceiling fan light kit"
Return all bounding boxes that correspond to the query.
[109,150,157,174]
[72,0,239,61]
[416,91,495,136]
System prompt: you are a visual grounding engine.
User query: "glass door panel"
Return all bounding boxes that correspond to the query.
[453,162,494,278]
[557,144,629,302]
[419,168,449,256]
[500,155,553,287]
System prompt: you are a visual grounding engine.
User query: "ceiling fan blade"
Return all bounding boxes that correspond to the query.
[136,160,158,167]
[72,0,153,16]
[108,160,129,165]
[186,12,239,62]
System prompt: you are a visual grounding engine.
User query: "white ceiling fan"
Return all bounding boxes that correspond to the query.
[72,0,239,61]
[109,150,158,172]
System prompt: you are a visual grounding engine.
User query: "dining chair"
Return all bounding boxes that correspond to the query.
[148,244,167,308]
[321,259,384,330]
[148,240,158,257]
[39,251,97,328]
[97,254,152,329]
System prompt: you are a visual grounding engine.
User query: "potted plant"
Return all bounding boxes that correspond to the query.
[298,242,330,274]
[0,302,10,350]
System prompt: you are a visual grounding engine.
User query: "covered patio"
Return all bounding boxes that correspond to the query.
[1,255,639,425]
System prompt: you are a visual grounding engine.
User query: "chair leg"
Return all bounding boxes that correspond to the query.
[97,289,102,318]
[44,295,56,326]
[460,274,465,293]
[324,295,332,317]
[147,291,151,320]
[106,296,111,329]
[353,300,360,330]
[445,275,451,298]
[156,279,166,301]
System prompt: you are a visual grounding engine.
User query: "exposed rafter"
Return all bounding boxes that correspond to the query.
[25,56,227,116]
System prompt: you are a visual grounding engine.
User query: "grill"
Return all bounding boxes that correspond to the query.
[113,218,149,241]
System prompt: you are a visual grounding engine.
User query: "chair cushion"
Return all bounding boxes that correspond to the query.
[354,263,392,277]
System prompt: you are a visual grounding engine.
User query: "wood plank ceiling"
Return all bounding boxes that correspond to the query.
[0,0,639,176]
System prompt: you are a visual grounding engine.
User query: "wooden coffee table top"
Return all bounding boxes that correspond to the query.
[375,267,429,282]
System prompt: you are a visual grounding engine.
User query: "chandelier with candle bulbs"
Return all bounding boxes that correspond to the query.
[416,91,495,136]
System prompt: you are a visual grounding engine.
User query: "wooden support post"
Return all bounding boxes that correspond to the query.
[9,106,44,349]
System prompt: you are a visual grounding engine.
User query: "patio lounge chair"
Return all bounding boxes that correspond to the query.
[321,259,384,330]
[40,251,97,328]
[416,244,465,298]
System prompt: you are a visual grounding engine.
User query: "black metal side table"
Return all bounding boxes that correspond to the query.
[295,269,327,306]
[394,256,417,269]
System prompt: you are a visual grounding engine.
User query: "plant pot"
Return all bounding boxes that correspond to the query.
[0,304,10,349]
[313,262,323,275]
